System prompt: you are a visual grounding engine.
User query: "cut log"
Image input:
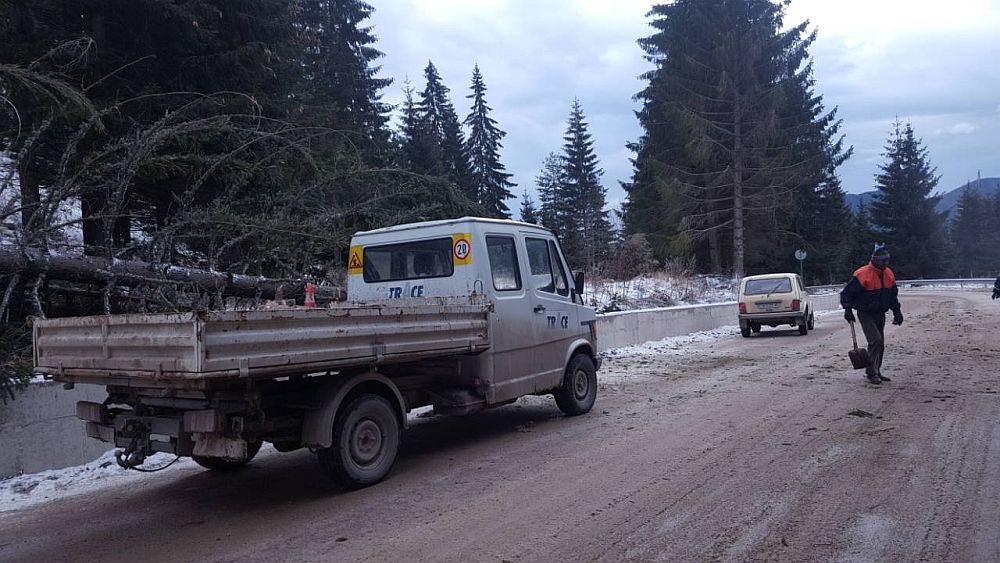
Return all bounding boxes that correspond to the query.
[0,247,344,301]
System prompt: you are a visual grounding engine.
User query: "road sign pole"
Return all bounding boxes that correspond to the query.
[794,249,807,282]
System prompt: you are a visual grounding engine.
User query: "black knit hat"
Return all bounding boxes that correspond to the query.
[871,242,890,260]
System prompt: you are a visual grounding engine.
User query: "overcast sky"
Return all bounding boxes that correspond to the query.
[367,0,1000,216]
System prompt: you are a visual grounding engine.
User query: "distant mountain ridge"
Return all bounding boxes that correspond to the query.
[846,177,1000,217]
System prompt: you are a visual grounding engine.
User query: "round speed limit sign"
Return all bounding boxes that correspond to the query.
[454,238,471,261]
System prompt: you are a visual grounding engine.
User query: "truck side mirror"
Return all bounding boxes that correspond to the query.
[573,270,585,295]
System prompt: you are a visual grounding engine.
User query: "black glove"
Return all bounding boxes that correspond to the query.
[892,310,904,325]
[844,308,855,323]
[993,288,999,300]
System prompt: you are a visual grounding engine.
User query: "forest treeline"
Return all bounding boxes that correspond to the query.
[1,1,997,394]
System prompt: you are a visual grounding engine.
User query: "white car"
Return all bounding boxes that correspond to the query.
[737,273,813,337]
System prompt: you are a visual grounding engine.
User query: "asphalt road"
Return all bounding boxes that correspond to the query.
[1,291,998,562]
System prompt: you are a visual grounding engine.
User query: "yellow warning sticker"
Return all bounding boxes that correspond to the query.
[452,234,472,266]
[348,246,363,275]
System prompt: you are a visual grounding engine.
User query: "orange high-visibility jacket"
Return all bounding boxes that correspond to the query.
[840,263,901,314]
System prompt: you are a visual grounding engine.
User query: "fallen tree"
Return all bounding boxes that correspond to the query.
[0,246,344,305]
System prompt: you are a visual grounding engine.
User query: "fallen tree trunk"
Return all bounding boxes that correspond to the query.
[0,247,344,302]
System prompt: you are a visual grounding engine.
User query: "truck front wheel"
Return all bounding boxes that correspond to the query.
[554,354,597,416]
[317,394,400,489]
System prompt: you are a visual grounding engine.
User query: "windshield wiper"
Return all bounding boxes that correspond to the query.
[764,280,785,298]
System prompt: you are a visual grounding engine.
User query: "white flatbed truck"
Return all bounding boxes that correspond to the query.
[32,217,601,487]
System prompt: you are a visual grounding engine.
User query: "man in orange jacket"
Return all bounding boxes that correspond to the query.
[840,243,903,385]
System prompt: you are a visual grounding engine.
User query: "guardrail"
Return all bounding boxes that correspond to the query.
[807,278,996,294]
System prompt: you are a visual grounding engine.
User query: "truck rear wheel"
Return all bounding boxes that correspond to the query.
[317,393,400,489]
[192,440,262,471]
[554,354,597,416]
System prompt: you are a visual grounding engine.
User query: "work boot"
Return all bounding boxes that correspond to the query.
[878,374,891,382]
[866,374,881,385]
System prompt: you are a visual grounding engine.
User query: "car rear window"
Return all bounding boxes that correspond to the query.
[744,278,793,295]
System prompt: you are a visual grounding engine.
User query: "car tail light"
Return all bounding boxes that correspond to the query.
[738,302,747,314]
[791,299,801,311]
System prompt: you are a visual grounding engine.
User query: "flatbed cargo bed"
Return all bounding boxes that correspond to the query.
[33,297,491,389]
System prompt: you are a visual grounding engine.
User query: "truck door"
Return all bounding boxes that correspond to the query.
[483,234,535,396]
[523,236,577,389]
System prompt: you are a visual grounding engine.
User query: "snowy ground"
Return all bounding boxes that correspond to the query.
[583,272,737,312]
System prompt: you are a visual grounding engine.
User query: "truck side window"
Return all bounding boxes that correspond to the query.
[486,236,521,291]
[525,237,555,293]
[547,240,569,297]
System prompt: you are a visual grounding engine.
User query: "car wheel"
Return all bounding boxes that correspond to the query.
[797,317,808,335]
[750,323,761,333]
[807,312,815,330]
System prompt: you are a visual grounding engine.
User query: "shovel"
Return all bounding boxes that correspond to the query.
[847,321,870,370]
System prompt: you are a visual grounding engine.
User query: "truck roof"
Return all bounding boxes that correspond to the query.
[354,216,553,237]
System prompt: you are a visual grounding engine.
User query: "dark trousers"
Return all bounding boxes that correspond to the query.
[858,311,886,377]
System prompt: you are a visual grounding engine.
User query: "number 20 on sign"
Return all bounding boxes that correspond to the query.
[452,234,472,266]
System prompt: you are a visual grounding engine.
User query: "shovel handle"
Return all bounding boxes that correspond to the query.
[848,320,860,349]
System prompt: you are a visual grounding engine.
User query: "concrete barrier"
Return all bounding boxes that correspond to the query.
[596,293,841,350]
[0,382,108,478]
[0,293,844,476]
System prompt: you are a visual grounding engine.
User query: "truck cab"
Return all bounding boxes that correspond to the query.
[348,217,599,406]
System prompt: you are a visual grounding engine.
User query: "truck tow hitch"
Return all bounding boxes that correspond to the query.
[115,420,151,469]
[114,420,181,472]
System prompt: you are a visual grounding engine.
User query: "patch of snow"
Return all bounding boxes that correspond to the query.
[603,326,741,359]
[584,272,738,313]
[0,449,199,514]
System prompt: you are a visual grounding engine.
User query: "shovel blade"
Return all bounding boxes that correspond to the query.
[849,348,870,370]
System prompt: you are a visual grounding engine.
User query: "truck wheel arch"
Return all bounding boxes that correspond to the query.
[302,371,407,449]
[564,339,596,368]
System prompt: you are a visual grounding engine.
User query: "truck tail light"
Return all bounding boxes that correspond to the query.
[738,302,746,314]
[791,299,801,311]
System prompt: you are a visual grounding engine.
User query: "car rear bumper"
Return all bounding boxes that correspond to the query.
[739,311,806,321]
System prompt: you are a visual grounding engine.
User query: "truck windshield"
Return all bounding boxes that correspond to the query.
[744,278,792,295]
[363,238,454,282]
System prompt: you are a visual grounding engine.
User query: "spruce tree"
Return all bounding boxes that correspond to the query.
[871,120,947,278]
[415,61,474,198]
[949,186,986,276]
[848,202,877,270]
[399,78,441,174]
[0,0,300,254]
[464,65,515,217]
[519,192,540,224]
[624,0,841,278]
[535,152,564,232]
[297,0,393,163]
[559,100,611,270]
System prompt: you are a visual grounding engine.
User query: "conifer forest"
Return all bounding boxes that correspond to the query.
[1,0,998,394]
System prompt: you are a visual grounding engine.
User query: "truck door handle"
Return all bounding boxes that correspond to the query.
[533,305,546,313]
